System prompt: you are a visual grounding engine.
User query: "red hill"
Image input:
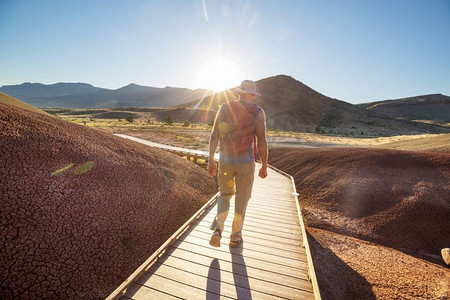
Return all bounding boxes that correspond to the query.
[269,147,450,252]
[0,103,216,298]
[269,147,450,299]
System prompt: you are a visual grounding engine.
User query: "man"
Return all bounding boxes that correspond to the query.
[207,80,268,248]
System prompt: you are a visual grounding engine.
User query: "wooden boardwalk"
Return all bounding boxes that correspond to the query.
[109,135,320,299]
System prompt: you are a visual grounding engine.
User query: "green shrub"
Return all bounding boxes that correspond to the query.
[165,114,174,125]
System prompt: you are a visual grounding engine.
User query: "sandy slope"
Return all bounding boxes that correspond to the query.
[269,147,450,299]
[0,103,217,299]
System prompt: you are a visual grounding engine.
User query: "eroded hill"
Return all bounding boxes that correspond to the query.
[0,103,217,299]
[269,147,450,299]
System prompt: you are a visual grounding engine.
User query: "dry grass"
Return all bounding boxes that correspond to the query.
[371,133,450,153]
[267,130,447,146]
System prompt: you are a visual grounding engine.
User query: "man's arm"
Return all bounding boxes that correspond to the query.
[207,107,221,176]
[255,108,268,178]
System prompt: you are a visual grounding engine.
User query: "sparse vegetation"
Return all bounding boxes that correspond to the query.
[165,114,174,125]
[46,108,448,152]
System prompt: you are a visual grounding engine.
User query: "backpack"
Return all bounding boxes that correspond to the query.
[219,100,259,158]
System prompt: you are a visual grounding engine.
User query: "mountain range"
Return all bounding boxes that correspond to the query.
[0,82,212,108]
[1,76,449,135]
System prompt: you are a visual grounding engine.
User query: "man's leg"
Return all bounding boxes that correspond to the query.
[210,160,235,246]
[230,162,255,243]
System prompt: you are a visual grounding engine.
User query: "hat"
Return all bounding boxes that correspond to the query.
[235,80,261,96]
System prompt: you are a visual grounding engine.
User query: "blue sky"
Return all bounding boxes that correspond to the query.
[1,0,449,104]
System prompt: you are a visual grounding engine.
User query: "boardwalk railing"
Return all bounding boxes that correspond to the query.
[268,165,321,299]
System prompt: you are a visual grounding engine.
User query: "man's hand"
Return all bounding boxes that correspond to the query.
[258,165,268,178]
[208,160,217,176]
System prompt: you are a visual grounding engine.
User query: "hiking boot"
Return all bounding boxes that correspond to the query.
[209,230,221,247]
[229,237,242,248]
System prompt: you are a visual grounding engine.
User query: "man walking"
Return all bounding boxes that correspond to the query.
[207,80,268,248]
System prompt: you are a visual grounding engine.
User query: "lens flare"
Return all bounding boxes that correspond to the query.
[51,163,74,176]
[74,161,95,175]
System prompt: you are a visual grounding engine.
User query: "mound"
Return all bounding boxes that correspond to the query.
[0,92,50,116]
[0,103,217,299]
[269,147,450,254]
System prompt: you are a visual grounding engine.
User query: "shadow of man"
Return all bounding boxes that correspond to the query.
[230,241,252,299]
[206,258,221,300]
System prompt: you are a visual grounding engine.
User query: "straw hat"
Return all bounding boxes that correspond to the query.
[235,80,261,96]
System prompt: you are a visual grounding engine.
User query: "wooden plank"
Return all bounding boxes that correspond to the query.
[187,227,306,255]
[201,209,301,230]
[120,282,181,299]
[194,223,305,249]
[146,256,314,299]
[159,247,310,287]
[169,241,310,279]
[246,204,297,213]
[234,208,301,222]
[124,272,234,299]
[200,211,301,235]
[195,220,303,244]
[189,220,303,245]
[201,211,300,228]
[139,261,311,299]
[173,237,307,268]
[176,232,307,263]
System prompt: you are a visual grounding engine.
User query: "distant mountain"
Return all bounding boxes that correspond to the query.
[357,94,450,123]
[184,75,449,135]
[0,82,213,108]
[0,82,101,99]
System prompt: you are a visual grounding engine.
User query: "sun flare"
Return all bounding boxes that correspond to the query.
[195,58,241,92]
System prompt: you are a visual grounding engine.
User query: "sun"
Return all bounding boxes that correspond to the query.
[195,58,241,92]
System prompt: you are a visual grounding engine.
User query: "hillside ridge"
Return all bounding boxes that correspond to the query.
[357,94,450,123]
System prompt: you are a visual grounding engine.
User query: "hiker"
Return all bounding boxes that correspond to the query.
[207,80,268,248]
